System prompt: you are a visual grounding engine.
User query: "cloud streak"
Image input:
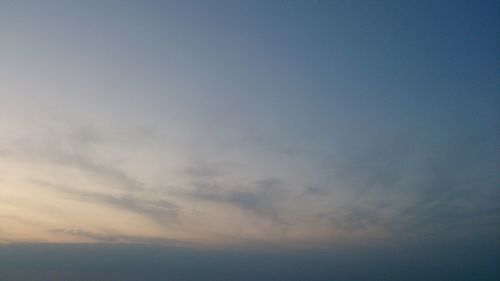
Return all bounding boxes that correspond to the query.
[33,180,179,226]
[48,228,185,245]
[180,177,289,224]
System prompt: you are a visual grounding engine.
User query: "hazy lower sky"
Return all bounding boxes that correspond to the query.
[0,0,499,279]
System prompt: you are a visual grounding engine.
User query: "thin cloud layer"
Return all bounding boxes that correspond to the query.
[34,180,179,226]
[48,228,186,245]
[0,119,498,246]
[0,0,498,251]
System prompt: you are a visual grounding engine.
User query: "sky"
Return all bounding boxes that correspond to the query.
[0,0,499,280]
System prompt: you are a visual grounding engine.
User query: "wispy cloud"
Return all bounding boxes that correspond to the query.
[33,180,179,225]
[181,176,288,223]
[308,130,500,240]
[183,161,226,180]
[2,121,150,193]
[48,228,185,245]
[1,117,498,245]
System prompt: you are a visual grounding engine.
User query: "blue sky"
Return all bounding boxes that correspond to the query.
[0,0,499,279]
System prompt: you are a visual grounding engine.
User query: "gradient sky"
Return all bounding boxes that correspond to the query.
[1,0,499,267]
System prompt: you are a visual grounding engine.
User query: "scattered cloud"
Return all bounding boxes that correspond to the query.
[48,228,185,245]
[181,177,288,223]
[33,180,179,225]
[1,118,498,245]
[183,161,226,180]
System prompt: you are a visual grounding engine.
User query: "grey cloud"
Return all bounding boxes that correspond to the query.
[328,204,385,231]
[183,177,288,222]
[6,122,149,192]
[255,178,282,189]
[389,136,499,238]
[45,124,145,192]
[44,119,157,147]
[301,185,332,197]
[48,228,185,245]
[388,196,500,240]
[184,161,226,179]
[34,180,179,225]
[50,152,144,192]
[49,229,119,243]
[179,160,289,222]
[226,179,286,219]
[328,133,413,201]
[323,193,499,241]
[314,130,499,240]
